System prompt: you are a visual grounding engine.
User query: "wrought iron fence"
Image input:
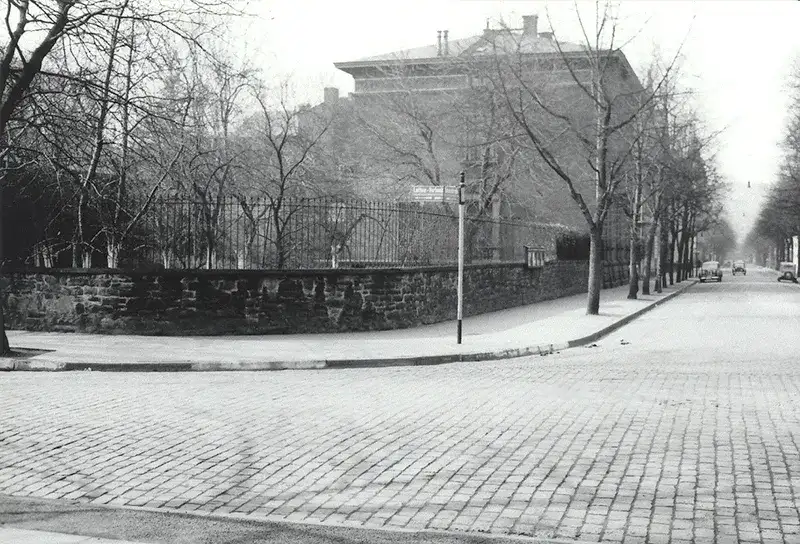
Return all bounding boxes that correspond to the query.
[122,196,573,270]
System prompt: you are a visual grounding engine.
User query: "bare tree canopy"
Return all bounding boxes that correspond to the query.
[478,3,684,314]
[0,0,248,353]
[747,57,800,264]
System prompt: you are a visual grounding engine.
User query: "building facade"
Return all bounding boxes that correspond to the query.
[308,15,638,265]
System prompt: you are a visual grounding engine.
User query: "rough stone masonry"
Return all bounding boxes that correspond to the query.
[1,260,624,335]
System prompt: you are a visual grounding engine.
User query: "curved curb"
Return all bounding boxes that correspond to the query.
[3,281,697,372]
[326,280,697,368]
[0,493,595,544]
[567,280,697,348]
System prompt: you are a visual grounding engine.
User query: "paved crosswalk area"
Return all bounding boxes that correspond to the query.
[2,345,799,544]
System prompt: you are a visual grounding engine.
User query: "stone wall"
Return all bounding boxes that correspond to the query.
[3,260,625,335]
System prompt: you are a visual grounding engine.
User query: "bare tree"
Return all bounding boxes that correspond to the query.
[749,57,800,263]
[339,62,529,262]
[483,4,681,314]
[622,65,691,297]
[87,14,197,267]
[0,0,246,352]
[178,48,254,268]
[353,80,454,195]
[236,81,333,269]
[0,1,79,353]
[621,72,659,299]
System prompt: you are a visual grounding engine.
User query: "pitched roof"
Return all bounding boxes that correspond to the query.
[354,35,484,62]
[470,30,585,56]
[347,29,585,65]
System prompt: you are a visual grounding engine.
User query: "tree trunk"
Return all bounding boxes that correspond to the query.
[641,212,659,296]
[106,241,120,269]
[205,238,213,270]
[72,237,81,268]
[687,212,696,277]
[73,191,86,268]
[684,235,690,278]
[627,179,642,299]
[656,218,665,293]
[0,182,9,354]
[669,224,676,285]
[678,209,689,282]
[274,222,284,269]
[679,208,692,280]
[627,231,638,299]
[587,226,603,315]
[491,197,501,262]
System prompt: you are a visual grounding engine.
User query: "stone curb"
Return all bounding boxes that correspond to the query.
[567,280,697,348]
[1,281,697,372]
[0,494,595,544]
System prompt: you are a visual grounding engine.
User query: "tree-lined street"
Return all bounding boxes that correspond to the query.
[2,268,800,543]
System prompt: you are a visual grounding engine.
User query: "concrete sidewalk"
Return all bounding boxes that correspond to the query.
[0,281,697,371]
[0,527,151,544]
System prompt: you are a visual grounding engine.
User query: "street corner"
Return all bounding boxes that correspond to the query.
[0,348,61,371]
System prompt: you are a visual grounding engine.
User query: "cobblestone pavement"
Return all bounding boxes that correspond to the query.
[2,271,800,543]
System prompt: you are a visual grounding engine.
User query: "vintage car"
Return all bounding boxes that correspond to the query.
[778,261,798,283]
[732,260,747,275]
[699,261,722,283]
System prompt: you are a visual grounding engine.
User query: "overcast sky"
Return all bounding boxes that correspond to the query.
[243,0,800,242]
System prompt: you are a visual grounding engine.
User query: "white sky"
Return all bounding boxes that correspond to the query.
[242,0,800,242]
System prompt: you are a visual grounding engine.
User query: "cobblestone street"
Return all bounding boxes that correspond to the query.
[2,277,800,543]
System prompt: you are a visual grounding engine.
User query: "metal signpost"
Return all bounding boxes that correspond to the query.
[410,178,466,344]
[457,172,465,344]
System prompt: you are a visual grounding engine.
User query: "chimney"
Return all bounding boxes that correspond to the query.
[522,15,538,36]
[324,87,339,104]
[443,30,449,56]
[437,30,442,56]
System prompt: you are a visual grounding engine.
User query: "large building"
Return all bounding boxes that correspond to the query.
[306,15,639,268]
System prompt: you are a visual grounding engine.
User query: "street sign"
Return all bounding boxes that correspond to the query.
[443,185,459,203]
[411,185,459,203]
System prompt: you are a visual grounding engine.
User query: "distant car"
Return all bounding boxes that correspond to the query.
[723,260,732,269]
[778,261,798,283]
[732,260,746,275]
[699,261,722,283]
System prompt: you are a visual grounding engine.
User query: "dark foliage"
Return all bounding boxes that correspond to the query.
[556,232,592,261]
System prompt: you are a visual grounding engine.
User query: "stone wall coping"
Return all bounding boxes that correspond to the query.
[0,259,624,280]
[2,262,552,278]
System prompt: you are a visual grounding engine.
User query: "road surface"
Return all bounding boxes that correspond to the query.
[1,266,799,543]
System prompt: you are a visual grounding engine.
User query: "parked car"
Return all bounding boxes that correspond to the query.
[732,260,746,275]
[778,261,798,283]
[699,261,722,283]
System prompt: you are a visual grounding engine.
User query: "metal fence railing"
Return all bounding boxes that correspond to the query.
[75,196,576,270]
